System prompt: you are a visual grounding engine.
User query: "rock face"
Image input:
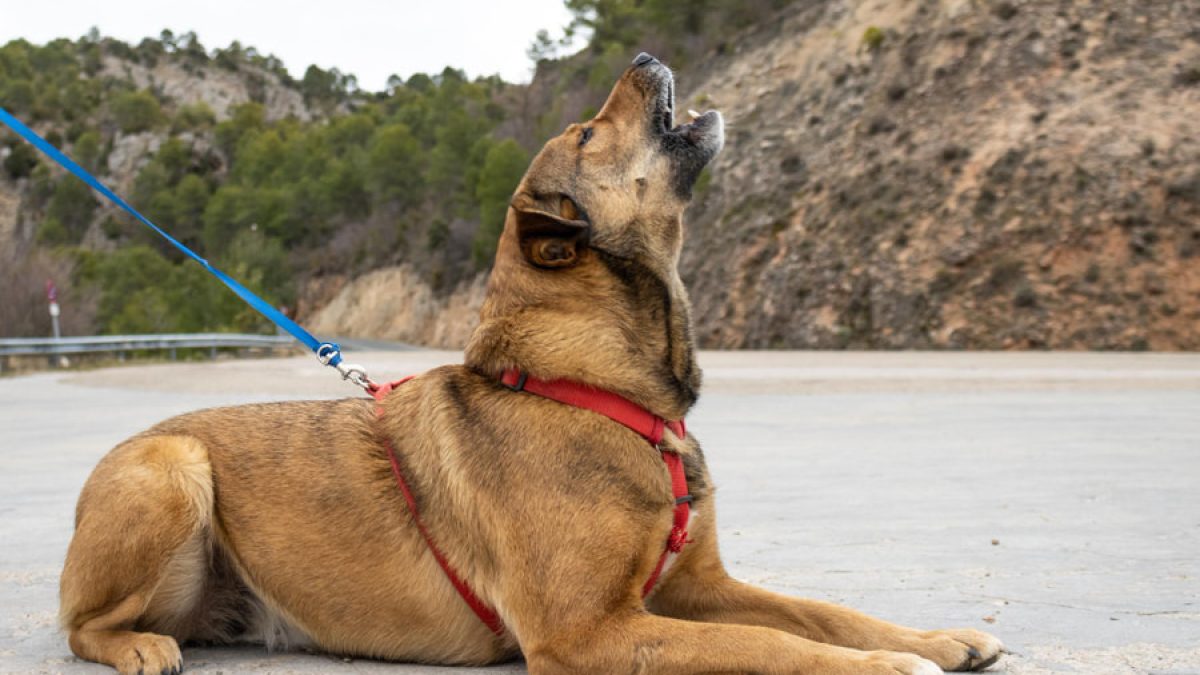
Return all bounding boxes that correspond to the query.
[305,266,486,349]
[0,181,21,249]
[675,0,1200,349]
[100,56,310,122]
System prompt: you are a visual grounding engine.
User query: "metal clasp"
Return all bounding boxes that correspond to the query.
[316,343,341,366]
[335,361,372,390]
[316,343,373,391]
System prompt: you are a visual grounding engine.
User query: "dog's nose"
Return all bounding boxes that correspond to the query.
[633,52,658,67]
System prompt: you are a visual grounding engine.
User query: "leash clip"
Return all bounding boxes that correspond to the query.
[316,343,341,366]
[317,343,373,391]
[336,361,373,390]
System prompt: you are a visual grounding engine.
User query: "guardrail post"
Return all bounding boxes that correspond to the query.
[209,346,217,360]
[169,347,177,361]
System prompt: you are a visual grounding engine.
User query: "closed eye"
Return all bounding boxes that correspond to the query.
[579,127,594,147]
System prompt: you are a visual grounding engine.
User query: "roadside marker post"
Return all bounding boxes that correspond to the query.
[46,279,61,340]
[46,279,68,368]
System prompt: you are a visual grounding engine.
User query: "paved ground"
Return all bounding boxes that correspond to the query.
[1,351,1198,674]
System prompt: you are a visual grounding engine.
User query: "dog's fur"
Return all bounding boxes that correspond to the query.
[60,56,1003,675]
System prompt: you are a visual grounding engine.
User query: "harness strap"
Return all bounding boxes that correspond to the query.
[500,369,693,597]
[371,370,693,637]
[371,378,506,637]
[500,369,686,443]
[642,450,693,597]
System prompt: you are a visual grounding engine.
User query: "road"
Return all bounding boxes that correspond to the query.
[1,351,1198,674]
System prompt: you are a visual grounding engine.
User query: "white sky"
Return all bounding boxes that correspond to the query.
[0,0,577,89]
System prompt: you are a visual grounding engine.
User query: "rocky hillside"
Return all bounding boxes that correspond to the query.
[304,0,1200,351]
[677,0,1200,349]
[5,2,1199,350]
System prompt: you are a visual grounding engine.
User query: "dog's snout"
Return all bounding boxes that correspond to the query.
[632,52,658,67]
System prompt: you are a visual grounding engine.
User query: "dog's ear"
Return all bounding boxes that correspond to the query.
[511,196,590,269]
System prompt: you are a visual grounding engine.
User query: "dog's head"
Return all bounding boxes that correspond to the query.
[471,55,720,412]
[505,53,724,272]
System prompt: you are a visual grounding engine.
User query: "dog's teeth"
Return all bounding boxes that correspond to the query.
[688,109,701,120]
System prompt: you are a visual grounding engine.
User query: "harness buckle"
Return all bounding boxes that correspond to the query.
[504,371,528,392]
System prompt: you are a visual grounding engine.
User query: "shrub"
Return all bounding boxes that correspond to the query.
[1176,66,1200,88]
[1013,286,1038,308]
[72,130,102,172]
[694,167,713,195]
[43,178,97,243]
[992,2,1018,20]
[89,246,176,331]
[2,79,35,113]
[862,26,885,52]
[3,140,38,178]
[174,174,211,241]
[367,123,424,207]
[110,89,164,133]
[173,102,216,132]
[37,217,69,245]
[214,102,265,159]
[472,139,529,267]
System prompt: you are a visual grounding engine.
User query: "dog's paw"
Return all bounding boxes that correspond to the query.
[112,633,182,675]
[863,650,945,675]
[912,628,1004,672]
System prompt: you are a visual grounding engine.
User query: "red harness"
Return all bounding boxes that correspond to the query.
[369,369,693,638]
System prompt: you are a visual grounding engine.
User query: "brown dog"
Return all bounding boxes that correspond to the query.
[60,54,1003,675]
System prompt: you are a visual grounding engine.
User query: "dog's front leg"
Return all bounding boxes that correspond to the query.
[522,611,942,675]
[647,537,1003,672]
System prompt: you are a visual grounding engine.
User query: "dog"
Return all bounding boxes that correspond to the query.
[60,53,1003,674]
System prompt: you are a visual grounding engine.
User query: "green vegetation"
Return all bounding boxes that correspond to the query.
[473,139,530,266]
[693,167,713,196]
[862,26,885,52]
[39,178,97,244]
[564,0,789,65]
[558,0,792,96]
[1,32,527,336]
[110,90,164,133]
[2,139,37,178]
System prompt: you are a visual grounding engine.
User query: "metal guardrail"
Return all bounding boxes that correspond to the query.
[0,333,295,357]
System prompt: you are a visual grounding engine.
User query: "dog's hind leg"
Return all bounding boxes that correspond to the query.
[60,434,214,675]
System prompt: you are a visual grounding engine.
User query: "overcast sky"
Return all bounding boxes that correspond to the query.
[0,0,578,90]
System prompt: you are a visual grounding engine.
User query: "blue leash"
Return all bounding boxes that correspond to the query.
[0,107,372,389]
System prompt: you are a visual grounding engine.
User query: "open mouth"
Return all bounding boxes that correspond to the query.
[638,57,724,155]
[630,53,724,195]
[658,77,676,133]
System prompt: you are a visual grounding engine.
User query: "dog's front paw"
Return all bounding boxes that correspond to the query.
[111,632,182,675]
[863,650,945,675]
[912,628,1004,671]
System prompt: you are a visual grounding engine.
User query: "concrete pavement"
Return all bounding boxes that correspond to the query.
[1,351,1198,674]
